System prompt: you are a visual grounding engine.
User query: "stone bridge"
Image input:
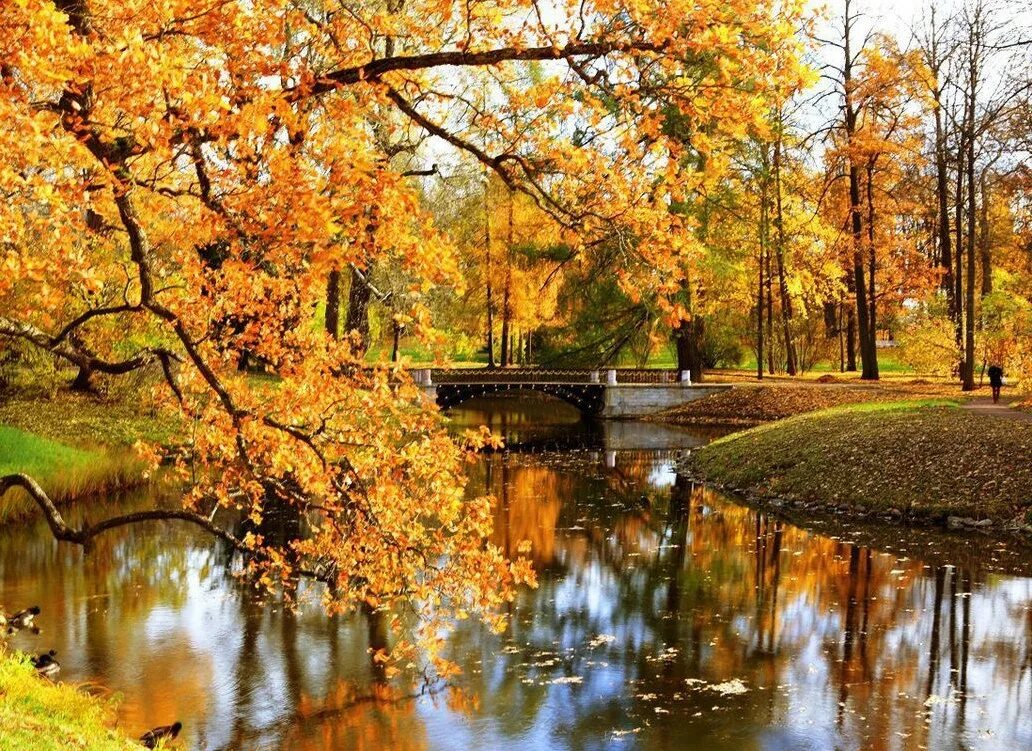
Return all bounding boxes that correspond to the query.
[413,368,731,419]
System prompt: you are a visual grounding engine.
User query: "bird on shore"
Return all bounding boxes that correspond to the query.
[31,649,60,677]
[6,606,42,635]
[140,721,182,748]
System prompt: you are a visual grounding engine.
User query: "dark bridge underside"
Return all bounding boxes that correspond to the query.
[435,383,605,416]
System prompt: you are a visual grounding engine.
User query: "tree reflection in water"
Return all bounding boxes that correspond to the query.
[1,416,1032,750]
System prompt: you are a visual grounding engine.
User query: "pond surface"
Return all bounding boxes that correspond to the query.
[2,398,1032,750]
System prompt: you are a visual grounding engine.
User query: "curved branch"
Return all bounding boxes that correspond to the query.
[0,473,247,550]
[0,314,178,376]
[302,39,668,98]
[0,473,328,582]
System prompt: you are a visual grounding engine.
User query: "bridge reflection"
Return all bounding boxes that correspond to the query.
[445,397,729,453]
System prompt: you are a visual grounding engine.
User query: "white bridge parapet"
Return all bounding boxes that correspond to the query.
[600,382,728,418]
[420,370,731,419]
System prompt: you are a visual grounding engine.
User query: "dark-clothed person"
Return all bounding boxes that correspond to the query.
[988,364,1004,404]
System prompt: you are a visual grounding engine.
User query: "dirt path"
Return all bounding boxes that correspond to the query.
[962,396,1032,423]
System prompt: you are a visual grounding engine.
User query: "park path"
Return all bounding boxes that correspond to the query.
[962,396,1032,423]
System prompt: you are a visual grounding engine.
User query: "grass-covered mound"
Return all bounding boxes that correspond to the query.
[0,652,137,751]
[690,401,1032,527]
[0,426,145,521]
[658,382,971,424]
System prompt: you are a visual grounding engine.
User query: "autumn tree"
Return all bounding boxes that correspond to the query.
[0,0,806,667]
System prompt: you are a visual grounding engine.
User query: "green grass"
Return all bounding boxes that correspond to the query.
[0,651,138,751]
[693,400,1032,525]
[0,426,146,521]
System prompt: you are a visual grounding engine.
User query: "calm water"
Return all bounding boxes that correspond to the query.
[2,398,1032,750]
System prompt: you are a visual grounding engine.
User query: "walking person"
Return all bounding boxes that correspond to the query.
[988,363,1004,404]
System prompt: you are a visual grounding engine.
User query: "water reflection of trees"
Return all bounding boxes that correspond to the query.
[453,452,1032,750]
[3,452,1032,750]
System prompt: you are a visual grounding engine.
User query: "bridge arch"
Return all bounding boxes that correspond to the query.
[435,382,605,416]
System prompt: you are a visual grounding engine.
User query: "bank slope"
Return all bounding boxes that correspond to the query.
[690,401,1032,529]
[0,426,144,521]
[0,653,137,751]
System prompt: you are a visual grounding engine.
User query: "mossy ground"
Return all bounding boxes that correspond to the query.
[691,401,1032,525]
[0,651,137,751]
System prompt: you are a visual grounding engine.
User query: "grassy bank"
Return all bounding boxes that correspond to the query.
[657,382,974,425]
[0,392,178,521]
[0,426,147,520]
[689,401,1032,530]
[0,651,137,751]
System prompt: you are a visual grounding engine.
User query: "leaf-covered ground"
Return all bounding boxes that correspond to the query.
[0,391,180,449]
[0,651,137,751]
[691,402,1032,526]
[658,382,977,425]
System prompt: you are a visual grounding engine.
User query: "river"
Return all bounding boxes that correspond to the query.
[1,398,1031,750]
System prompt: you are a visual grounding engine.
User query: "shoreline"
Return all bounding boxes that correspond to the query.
[683,400,1032,543]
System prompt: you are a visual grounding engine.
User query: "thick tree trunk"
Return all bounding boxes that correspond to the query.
[325,269,341,339]
[674,317,705,383]
[840,4,861,376]
[865,161,878,362]
[849,163,877,380]
[925,14,955,315]
[756,157,770,380]
[843,7,877,382]
[345,266,372,356]
[69,365,95,392]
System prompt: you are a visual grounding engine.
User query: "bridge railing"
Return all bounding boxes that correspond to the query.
[423,368,685,385]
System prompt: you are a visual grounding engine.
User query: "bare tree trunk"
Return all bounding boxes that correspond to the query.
[484,177,496,368]
[674,317,705,383]
[843,6,878,381]
[391,319,402,362]
[979,171,992,296]
[953,138,965,350]
[772,133,797,376]
[963,118,977,391]
[850,162,878,380]
[923,7,955,314]
[69,365,94,392]
[325,269,341,339]
[345,266,372,356]
[757,196,766,380]
[865,161,878,356]
[961,9,980,392]
[765,240,775,374]
[500,188,514,367]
